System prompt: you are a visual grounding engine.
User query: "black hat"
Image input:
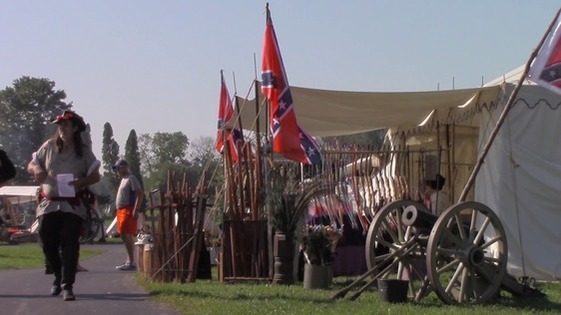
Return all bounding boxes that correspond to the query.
[425,174,446,190]
[51,110,86,132]
[112,159,129,171]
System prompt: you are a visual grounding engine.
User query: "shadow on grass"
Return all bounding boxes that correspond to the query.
[390,286,561,312]
[495,292,561,312]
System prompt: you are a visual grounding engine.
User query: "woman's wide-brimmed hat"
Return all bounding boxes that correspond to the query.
[51,110,86,132]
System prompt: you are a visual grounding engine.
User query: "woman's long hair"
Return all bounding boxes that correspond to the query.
[52,125,85,158]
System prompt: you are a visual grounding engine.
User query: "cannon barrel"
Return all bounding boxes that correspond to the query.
[401,205,438,232]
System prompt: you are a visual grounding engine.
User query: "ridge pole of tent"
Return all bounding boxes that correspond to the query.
[458,7,561,202]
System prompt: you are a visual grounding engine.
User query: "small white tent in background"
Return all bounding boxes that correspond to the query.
[0,186,39,229]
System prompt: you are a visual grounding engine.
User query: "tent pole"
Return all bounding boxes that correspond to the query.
[458,8,561,202]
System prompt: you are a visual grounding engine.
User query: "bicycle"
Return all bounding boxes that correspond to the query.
[79,204,103,244]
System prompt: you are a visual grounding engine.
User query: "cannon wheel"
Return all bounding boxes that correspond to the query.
[365,200,429,298]
[426,201,507,304]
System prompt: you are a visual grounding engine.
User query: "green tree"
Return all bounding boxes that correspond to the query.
[188,136,218,168]
[188,136,222,193]
[0,76,71,183]
[124,129,147,210]
[141,131,190,191]
[322,129,386,148]
[124,129,143,187]
[138,133,155,176]
[102,122,120,192]
[152,131,189,165]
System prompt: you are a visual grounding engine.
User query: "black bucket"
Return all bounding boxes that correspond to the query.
[377,279,409,303]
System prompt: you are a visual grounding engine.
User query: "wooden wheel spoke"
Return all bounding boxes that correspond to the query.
[373,252,393,263]
[454,213,467,240]
[469,208,477,232]
[397,261,405,279]
[381,216,399,242]
[473,217,491,245]
[445,262,464,295]
[458,266,469,303]
[437,258,461,274]
[480,235,503,250]
[374,234,398,250]
[403,225,413,241]
[469,269,481,300]
[435,247,459,259]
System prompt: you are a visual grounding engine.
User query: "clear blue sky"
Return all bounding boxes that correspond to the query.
[1,1,559,159]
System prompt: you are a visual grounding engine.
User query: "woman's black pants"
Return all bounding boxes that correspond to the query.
[38,211,83,290]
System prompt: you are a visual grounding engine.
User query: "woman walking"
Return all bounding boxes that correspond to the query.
[27,110,100,301]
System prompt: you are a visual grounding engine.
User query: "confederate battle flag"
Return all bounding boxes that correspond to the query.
[215,71,242,162]
[528,10,561,95]
[261,6,322,165]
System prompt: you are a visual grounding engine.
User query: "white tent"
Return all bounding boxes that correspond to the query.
[235,85,501,137]
[477,84,561,280]
[236,71,561,280]
[0,186,39,205]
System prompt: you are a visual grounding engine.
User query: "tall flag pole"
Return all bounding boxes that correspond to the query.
[215,70,241,162]
[458,7,561,202]
[261,4,322,164]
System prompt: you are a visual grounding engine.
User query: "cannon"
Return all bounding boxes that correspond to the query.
[332,200,541,304]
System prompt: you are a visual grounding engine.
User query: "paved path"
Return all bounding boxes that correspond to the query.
[0,243,178,315]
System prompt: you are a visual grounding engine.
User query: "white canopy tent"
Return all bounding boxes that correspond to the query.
[235,85,501,137]
[235,71,561,280]
[0,186,39,205]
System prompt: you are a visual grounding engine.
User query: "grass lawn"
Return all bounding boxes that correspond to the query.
[139,267,561,315]
[0,242,102,270]
[3,241,560,314]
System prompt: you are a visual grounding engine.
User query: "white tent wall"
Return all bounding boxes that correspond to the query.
[476,84,561,280]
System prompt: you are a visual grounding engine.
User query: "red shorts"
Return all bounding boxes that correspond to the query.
[116,206,137,235]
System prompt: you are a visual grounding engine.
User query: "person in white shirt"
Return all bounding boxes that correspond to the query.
[113,159,144,271]
[27,110,101,301]
[420,173,450,216]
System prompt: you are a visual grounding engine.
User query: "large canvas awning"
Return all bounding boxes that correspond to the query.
[235,84,501,137]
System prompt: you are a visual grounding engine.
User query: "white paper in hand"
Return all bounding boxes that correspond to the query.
[57,173,76,197]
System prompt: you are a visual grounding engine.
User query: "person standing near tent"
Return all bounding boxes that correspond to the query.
[419,173,450,216]
[113,159,144,271]
[27,110,101,301]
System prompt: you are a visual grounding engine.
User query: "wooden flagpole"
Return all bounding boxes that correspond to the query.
[458,8,561,202]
